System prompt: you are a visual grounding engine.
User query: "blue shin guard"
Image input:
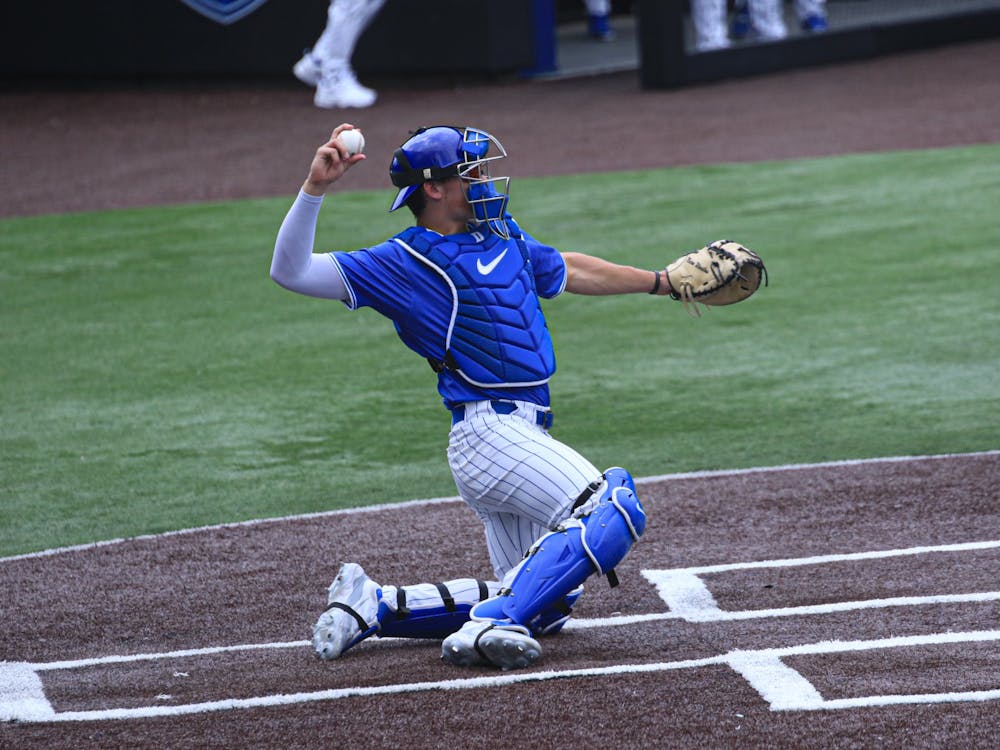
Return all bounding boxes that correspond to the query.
[376,578,500,639]
[471,468,645,633]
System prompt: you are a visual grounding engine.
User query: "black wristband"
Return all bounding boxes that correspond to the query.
[648,270,661,295]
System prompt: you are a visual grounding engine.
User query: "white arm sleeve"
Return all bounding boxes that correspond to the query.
[270,190,349,300]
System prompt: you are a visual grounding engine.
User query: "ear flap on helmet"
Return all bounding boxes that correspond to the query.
[389,126,466,211]
[390,147,460,188]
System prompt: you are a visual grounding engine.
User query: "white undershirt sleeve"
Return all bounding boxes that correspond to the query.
[270,190,349,300]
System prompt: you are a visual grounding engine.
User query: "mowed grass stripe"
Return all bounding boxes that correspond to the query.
[1,145,997,555]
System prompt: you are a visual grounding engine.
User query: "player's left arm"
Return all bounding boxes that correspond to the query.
[561,252,673,297]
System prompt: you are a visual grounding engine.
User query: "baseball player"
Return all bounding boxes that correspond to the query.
[270,123,669,670]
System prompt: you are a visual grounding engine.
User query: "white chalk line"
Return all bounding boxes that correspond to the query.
[20,538,999,669]
[20,590,1000,672]
[629,538,1000,624]
[3,454,997,722]
[5,630,999,722]
[655,539,1000,576]
[5,538,1000,722]
[3,450,996,564]
[569,591,1000,628]
[26,586,1000,668]
[31,640,311,672]
[729,631,1000,712]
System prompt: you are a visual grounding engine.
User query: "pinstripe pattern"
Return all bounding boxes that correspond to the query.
[448,400,600,578]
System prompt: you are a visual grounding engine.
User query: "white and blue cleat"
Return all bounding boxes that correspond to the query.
[441,620,541,671]
[311,562,381,660]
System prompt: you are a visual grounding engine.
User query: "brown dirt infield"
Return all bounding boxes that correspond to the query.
[1,38,999,749]
[2,453,998,747]
[1,39,998,218]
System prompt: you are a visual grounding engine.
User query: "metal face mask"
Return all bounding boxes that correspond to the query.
[457,128,511,239]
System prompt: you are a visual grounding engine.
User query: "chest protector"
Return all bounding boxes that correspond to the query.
[392,225,556,388]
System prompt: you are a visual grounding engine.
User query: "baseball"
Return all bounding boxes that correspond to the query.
[339,129,365,156]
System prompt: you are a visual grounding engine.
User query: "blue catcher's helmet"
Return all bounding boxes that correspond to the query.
[389,125,511,238]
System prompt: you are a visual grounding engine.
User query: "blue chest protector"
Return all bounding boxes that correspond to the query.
[392,225,556,388]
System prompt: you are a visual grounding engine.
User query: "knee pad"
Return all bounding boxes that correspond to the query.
[471,468,645,631]
[377,578,500,639]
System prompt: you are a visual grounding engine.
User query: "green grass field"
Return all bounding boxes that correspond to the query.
[2,145,998,557]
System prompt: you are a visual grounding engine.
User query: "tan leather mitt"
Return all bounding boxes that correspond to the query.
[665,240,767,317]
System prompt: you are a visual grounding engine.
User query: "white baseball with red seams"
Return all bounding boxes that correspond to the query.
[339,128,365,156]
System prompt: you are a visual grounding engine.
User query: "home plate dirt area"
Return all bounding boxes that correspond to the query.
[1,452,998,748]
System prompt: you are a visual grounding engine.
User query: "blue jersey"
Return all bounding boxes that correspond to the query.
[331,223,567,410]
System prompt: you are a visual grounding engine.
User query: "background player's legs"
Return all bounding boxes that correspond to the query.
[583,0,615,40]
[294,0,386,109]
[795,0,828,30]
[691,0,730,51]
[747,0,788,40]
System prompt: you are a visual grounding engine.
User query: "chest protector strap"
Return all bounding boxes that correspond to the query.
[392,225,556,388]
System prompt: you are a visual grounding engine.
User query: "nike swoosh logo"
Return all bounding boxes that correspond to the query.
[476,248,508,275]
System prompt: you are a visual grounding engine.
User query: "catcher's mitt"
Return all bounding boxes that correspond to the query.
[665,239,767,317]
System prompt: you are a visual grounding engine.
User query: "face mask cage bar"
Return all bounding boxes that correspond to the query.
[457,128,511,240]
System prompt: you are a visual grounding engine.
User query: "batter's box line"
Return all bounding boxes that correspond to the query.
[589,539,1000,626]
[728,630,1000,711]
[2,630,998,722]
[566,591,1000,628]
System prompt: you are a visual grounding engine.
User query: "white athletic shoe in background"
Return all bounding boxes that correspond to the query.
[314,64,378,109]
[293,50,322,87]
[441,620,542,670]
[311,562,381,660]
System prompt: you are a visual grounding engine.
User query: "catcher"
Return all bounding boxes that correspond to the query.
[270,123,765,671]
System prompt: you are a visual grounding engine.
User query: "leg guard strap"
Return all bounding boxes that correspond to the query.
[326,601,370,634]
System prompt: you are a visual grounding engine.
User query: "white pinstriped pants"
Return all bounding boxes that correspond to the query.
[447,400,601,580]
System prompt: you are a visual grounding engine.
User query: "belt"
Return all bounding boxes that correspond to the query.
[451,400,554,430]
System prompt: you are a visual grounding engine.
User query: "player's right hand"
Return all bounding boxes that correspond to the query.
[303,123,365,196]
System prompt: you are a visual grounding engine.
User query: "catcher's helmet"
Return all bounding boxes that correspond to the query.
[389,125,510,238]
